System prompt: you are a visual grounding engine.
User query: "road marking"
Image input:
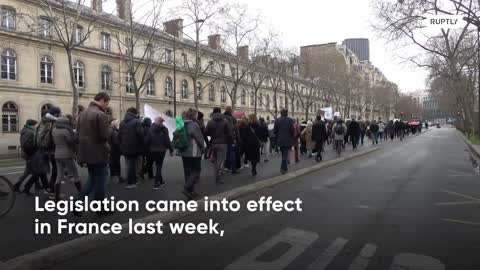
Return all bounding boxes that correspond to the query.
[436,201,480,206]
[357,159,377,169]
[441,189,480,201]
[1,171,23,175]
[224,228,318,270]
[313,171,352,190]
[306,238,349,270]
[348,243,377,270]
[442,218,480,226]
[447,169,475,176]
[355,205,371,209]
[388,253,445,270]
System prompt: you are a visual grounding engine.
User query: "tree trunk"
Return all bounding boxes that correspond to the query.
[193,77,198,110]
[66,51,79,124]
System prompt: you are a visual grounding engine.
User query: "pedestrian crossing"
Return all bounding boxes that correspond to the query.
[224,228,445,270]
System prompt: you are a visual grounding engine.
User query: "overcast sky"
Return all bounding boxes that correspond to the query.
[103,0,429,93]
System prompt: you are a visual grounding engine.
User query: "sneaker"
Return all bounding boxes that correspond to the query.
[280,170,287,175]
[125,184,138,189]
[153,183,161,190]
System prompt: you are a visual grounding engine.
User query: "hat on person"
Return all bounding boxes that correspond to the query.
[48,106,61,117]
[26,119,38,126]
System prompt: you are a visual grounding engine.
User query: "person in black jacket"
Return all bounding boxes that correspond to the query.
[14,119,41,193]
[312,116,327,162]
[370,120,379,145]
[224,106,239,173]
[348,118,361,149]
[244,114,262,176]
[206,107,233,184]
[258,118,270,162]
[109,119,123,183]
[274,108,294,174]
[119,107,144,188]
[140,117,153,180]
[145,116,174,190]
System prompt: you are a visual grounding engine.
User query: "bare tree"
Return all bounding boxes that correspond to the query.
[298,77,324,120]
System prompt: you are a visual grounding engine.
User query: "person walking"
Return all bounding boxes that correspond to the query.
[178,108,205,200]
[274,109,294,174]
[244,114,262,176]
[119,107,144,189]
[109,119,123,183]
[378,120,385,142]
[223,106,239,173]
[36,106,61,194]
[51,115,81,200]
[13,119,39,193]
[301,122,314,158]
[258,117,270,162]
[312,115,327,162]
[145,116,174,190]
[76,92,112,216]
[348,118,361,150]
[205,107,232,184]
[140,117,154,180]
[386,120,395,141]
[358,117,366,146]
[370,120,379,145]
[332,119,347,156]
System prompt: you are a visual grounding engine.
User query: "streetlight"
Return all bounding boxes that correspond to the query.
[171,19,205,117]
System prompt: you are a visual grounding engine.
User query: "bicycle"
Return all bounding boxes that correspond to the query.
[0,175,16,218]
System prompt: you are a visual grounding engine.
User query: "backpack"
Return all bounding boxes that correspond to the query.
[334,124,344,135]
[22,133,36,156]
[172,118,190,152]
[35,121,54,150]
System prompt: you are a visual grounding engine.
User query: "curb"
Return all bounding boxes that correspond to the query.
[6,147,379,270]
[456,130,480,159]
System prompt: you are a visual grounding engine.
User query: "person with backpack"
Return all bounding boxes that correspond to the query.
[13,119,39,193]
[119,107,144,189]
[332,119,347,156]
[36,106,61,195]
[274,108,295,174]
[206,107,233,184]
[176,108,205,200]
[145,116,174,190]
[52,115,81,200]
[312,115,327,162]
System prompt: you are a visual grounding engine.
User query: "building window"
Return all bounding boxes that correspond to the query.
[241,89,246,105]
[73,61,84,88]
[1,49,16,80]
[209,61,214,73]
[74,25,84,44]
[146,79,155,96]
[40,56,53,84]
[181,79,188,99]
[250,92,254,106]
[293,64,299,75]
[296,100,300,111]
[208,85,215,102]
[41,103,52,117]
[126,71,134,93]
[1,7,16,30]
[164,76,173,97]
[164,49,172,64]
[101,33,111,51]
[2,101,18,133]
[266,95,270,109]
[40,17,51,38]
[258,93,263,106]
[221,86,226,103]
[101,66,112,90]
[181,53,188,67]
[196,82,203,100]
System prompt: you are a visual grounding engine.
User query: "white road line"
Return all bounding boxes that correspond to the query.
[348,243,377,270]
[357,159,377,169]
[1,171,23,175]
[306,238,349,270]
[224,228,318,270]
[442,218,480,226]
[388,253,445,270]
[441,189,480,202]
[436,201,480,206]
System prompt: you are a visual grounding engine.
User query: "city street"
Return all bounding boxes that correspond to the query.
[37,127,480,270]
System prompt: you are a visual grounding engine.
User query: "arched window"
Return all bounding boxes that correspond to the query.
[126,71,134,93]
[196,82,203,100]
[1,6,16,30]
[266,94,270,109]
[73,61,84,88]
[146,78,155,96]
[164,77,172,97]
[221,86,226,103]
[181,79,188,98]
[2,101,18,132]
[1,49,16,80]
[208,85,215,102]
[40,56,53,84]
[41,103,52,117]
[101,66,111,90]
[250,92,254,106]
[241,89,246,105]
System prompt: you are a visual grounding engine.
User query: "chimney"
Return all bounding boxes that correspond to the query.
[163,19,184,39]
[237,46,249,61]
[91,0,102,13]
[208,34,221,50]
[116,0,132,20]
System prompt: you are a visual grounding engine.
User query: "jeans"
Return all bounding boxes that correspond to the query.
[125,155,139,185]
[360,131,365,145]
[225,144,236,171]
[372,132,378,144]
[212,144,227,177]
[280,146,289,172]
[151,151,167,184]
[182,157,202,192]
[142,154,154,179]
[78,163,109,200]
[55,159,79,184]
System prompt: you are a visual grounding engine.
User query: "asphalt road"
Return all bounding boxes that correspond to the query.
[0,131,387,261]
[43,127,480,270]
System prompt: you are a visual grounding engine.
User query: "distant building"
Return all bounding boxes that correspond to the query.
[343,38,370,63]
[423,94,451,121]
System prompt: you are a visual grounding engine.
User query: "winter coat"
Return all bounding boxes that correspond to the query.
[378,122,385,132]
[20,125,36,159]
[109,127,122,161]
[312,120,327,145]
[301,125,314,150]
[119,112,144,157]
[35,113,57,154]
[348,120,361,136]
[52,117,76,160]
[177,120,205,158]
[205,113,232,145]
[145,123,174,153]
[332,122,347,141]
[358,120,366,133]
[274,116,295,148]
[223,112,238,144]
[77,102,112,165]
[244,123,261,163]
[370,123,379,133]
[257,123,269,143]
